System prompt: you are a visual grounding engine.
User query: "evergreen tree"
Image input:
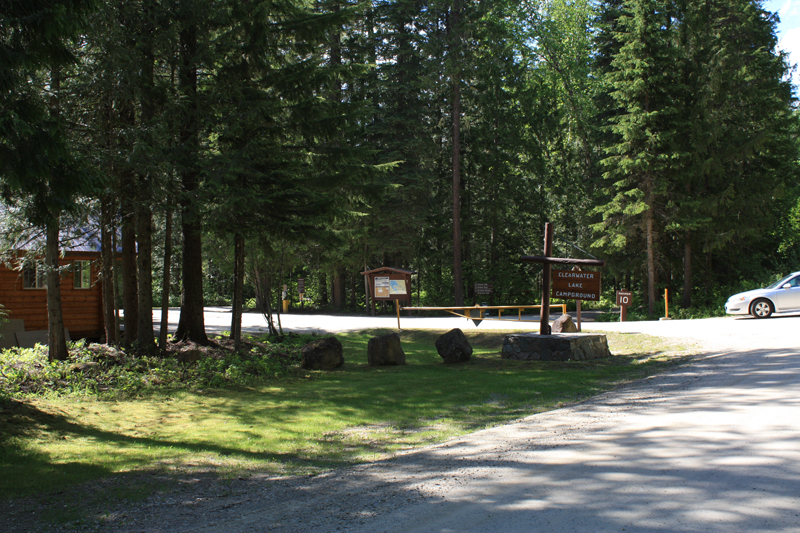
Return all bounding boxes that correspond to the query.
[593,0,683,313]
[668,0,797,306]
[0,0,99,360]
[206,0,385,341]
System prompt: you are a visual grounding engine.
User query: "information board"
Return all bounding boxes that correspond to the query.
[389,279,407,295]
[375,276,390,298]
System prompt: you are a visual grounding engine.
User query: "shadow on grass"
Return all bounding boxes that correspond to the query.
[0,399,327,500]
[0,401,112,496]
[0,328,689,532]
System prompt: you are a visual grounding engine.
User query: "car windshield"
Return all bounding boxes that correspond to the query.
[766,275,797,289]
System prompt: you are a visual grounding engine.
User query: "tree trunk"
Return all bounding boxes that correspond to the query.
[174,212,208,343]
[449,0,464,307]
[100,85,118,345]
[136,200,154,348]
[173,17,209,345]
[645,201,656,315]
[44,66,68,361]
[489,115,500,307]
[231,233,245,351]
[463,179,472,303]
[158,206,173,350]
[46,217,68,361]
[252,262,278,337]
[333,269,345,309]
[136,0,156,349]
[101,194,117,345]
[489,222,497,307]
[682,238,692,309]
[363,253,371,315]
[112,225,121,341]
[319,272,328,306]
[120,190,138,344]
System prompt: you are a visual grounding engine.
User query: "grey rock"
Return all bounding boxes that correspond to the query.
[301,336,344,370]
[551,314,579,333]
[368,333,406,366]
[435,328,473,363]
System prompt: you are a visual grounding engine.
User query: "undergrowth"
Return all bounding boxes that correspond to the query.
[0,333,317,401]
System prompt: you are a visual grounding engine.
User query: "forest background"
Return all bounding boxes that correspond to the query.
[1,0,799,359]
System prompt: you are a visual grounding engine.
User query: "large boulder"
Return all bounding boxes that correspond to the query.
[367,333,406,366]
[301,337,344,370]
[435,328,473,363]
[551,314,578,333]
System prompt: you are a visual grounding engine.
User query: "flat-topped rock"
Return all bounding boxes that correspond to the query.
[368,332,406,366]
[501,333,611,361]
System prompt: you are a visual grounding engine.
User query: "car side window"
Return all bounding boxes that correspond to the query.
[788,277,800,288]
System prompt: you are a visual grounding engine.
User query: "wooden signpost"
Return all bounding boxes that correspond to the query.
[616,290,632,322]
[474,283,493,295]
[298,277,305,308]
[474,283,493,305]
[521,223,605,334]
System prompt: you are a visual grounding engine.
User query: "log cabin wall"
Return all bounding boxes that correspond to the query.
[0,251,104,339]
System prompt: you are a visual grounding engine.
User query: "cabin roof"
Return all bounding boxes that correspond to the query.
[0,204,102,253]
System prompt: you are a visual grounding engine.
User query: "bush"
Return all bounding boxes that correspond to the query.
[0,337,305,401]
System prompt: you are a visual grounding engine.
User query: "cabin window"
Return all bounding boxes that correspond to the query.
[23,266,45,289]
[73,260,92,289]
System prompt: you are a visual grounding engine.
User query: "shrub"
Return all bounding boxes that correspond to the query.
[0,337,303,401]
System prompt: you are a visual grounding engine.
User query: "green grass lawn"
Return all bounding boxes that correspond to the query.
[0,328,695,503]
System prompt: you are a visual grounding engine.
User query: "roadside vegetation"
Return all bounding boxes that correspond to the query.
[0,329,695,513]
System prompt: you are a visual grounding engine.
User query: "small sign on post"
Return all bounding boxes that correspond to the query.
[616,290,632,322]
[474,283,493,295]
[474,283,493,306]
[298,277,305,309]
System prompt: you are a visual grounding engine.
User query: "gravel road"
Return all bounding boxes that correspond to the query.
[106,312,800,533]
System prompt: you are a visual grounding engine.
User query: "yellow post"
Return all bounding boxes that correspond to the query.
[664,289,669,319]
[396,299,401,330]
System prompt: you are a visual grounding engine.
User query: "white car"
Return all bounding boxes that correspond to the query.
[725,272,800,318]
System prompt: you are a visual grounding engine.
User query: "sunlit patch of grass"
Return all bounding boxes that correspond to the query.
[0,328,693,507]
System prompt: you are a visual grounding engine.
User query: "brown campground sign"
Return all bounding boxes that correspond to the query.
[551,270,602,301]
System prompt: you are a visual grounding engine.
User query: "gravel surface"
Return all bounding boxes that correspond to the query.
[6,313,800,532]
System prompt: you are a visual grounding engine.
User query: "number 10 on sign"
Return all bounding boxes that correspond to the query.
[616,290,632,322]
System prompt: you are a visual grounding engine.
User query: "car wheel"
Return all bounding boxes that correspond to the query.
[751,299,774,318]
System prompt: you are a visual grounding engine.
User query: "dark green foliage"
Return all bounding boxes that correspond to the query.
[1,0,797,321]
[0,0,100,223]
[593,0,798,311]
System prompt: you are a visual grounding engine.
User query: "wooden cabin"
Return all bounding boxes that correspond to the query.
[0,247,104,341]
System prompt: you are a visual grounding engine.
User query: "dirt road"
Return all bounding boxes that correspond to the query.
[115,313,800,533]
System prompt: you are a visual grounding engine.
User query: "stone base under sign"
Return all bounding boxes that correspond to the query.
[501,333,612,362]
